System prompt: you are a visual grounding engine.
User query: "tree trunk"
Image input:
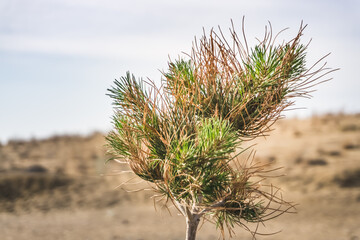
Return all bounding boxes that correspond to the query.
[185,213,201,240]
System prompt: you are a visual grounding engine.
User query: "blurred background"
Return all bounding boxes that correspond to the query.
[0,0,359,239]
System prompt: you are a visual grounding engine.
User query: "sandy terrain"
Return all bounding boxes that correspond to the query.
[0,113,359,240]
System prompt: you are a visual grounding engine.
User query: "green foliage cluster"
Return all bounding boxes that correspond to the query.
[106,21,335,238]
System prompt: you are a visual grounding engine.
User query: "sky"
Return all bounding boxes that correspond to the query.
[0,0,359,143]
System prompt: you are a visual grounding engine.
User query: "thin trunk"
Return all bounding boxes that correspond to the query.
[185,213,201,240]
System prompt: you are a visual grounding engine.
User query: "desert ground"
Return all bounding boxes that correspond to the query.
[1,113,359,240]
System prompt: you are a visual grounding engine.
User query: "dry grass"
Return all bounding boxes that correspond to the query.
[0,114,359,239]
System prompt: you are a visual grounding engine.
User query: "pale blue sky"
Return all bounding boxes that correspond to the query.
[0,0,359,143]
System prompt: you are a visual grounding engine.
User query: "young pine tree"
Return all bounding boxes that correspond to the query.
[106,21,336,240]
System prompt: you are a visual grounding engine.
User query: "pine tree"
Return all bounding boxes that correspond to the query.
[106,20,336,240]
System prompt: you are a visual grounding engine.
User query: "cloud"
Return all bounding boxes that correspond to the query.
[0,33,188,60]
